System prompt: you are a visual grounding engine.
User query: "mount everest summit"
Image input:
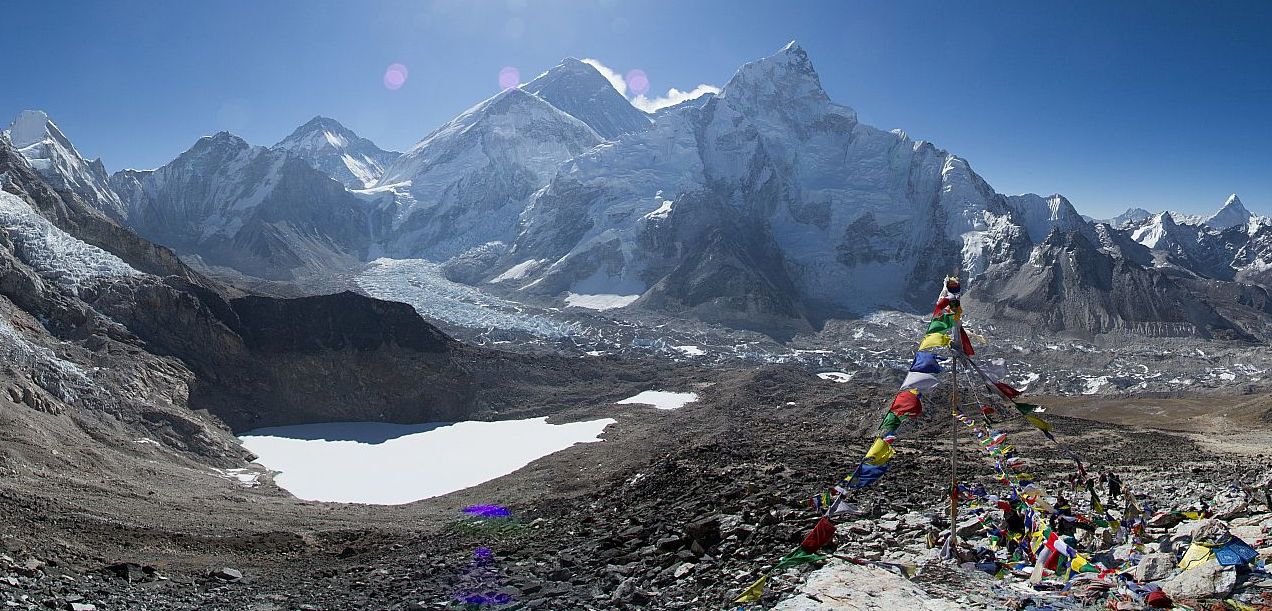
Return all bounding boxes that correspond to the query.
[6,42,1271,339]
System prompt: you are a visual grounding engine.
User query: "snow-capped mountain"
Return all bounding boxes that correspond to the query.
[1203,193,1253,230]
[522,58,652,140]
[10,44,1268,340]
[1115,194,1272,285]
[370,87,603,260]
[272,116,399,189]
[1105,207,1153,228]
[1004,194,1094,243]
[3,110,127,219]
[482,42,1042,324]
[106,131,378,279]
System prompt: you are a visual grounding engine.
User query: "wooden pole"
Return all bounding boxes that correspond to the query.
[949,347,959,553]
[948,271,960,555]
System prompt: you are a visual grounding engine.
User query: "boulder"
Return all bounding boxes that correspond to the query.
[1132,553,1176,582]
[211,567,244,582]
[1147,513,1183,528]
[1191,520,1231,547]
[1160,559,1236,600]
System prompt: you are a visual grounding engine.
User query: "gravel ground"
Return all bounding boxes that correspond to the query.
[1,365,1270,610]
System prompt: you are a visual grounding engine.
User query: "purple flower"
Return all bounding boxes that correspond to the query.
[455,591,513,605]
[462,504,512,519]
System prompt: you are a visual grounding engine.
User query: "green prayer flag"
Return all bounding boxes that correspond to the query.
[926,314,954,334]
[774,549,826,570]
[879,412,907,433]
[1013,402,1040,414]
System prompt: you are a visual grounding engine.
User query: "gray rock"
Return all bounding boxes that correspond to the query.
[1160,559,1236,600]
[211,567,243,582]
[1132,553,1175,582]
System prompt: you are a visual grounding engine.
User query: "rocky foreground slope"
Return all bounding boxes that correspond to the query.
[0,366,1269,610]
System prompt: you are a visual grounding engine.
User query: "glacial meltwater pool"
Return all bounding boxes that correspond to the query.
[239,417,615,505]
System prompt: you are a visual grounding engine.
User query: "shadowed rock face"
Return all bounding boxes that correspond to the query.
[231,291,454,354]
[968,229,1272,340]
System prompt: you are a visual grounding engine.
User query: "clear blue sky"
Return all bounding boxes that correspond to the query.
[3,0,1269,217]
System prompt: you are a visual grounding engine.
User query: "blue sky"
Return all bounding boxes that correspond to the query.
[3,0,1269,217]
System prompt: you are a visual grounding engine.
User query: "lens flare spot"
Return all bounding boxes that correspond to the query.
[625,69,650,97]
[383,63,408,90]
[498,66,521,90]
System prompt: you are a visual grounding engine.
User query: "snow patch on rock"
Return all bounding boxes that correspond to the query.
[616,390,698,410]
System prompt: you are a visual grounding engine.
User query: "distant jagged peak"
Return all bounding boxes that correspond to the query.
[411,86,599,151]
[1205,193,1251,229]
[191,130,253,152]
[717,40,843,119]
[277,115,370,150]
[722,41,821,91]
[533,57,607,81]
[1109,207,1153,227]
[6,109,82,157]
[522,57,651,139]
[7,109,55,148]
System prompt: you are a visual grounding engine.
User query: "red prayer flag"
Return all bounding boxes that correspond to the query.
[994,382,1021,398]
[932,297,950,317]
[889,390,923,418]
[801,516,836,553]
[959,328,975,356]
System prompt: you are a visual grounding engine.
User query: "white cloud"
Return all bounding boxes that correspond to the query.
[578,58,720,113]
[580,58,626,96]
[631,84,721,113]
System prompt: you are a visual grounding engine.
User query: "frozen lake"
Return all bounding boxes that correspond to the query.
[239,417,616,505]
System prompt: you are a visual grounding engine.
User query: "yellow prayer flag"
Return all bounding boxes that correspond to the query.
[1179,543,1215,569]
[863,437,896,466]
[733,575,767,603]
[918,332,951,351]
[1024,415,1052,432]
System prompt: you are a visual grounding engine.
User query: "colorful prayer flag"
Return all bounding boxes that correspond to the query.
[910,352,943,373]
[879,412,907,433]
[774,549,826,570]
[1024,415,1052,432]
[845,463,888,488]
[900,371,941,392]
[993,382,1021,398]
[889,389,923,418]
[918,332,951,351]
[957,328,975,356]
[733,575,767,603]
[927,314,954,333]
[863,437,895,466]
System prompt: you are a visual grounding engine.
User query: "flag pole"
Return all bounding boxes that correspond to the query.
[948,270,960,555]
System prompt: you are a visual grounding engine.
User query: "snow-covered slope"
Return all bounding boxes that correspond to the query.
[0,189,140,294]
[370,87,603,260]
[522,58,652,140]
[108,132,377,279]
[3,110,127,219]
[272,116,399,188]
[1004,193,1094,243]
[491,42,1028,324]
